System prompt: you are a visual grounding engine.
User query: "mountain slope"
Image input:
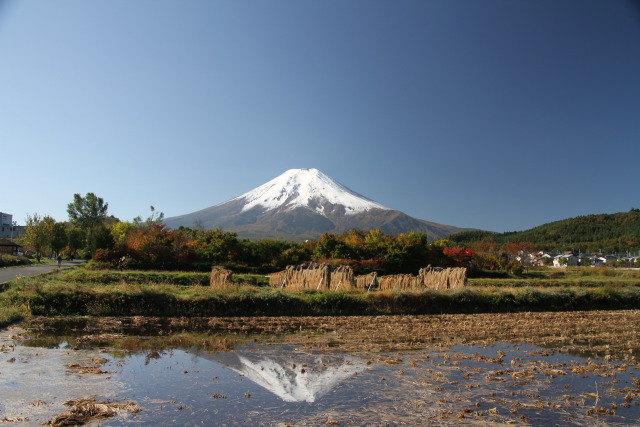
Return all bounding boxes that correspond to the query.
[164,168,470,241]
[449,210,640,252]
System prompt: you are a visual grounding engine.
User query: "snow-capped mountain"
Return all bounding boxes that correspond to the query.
[164,168,470,241]
[234,168,388,216]
[194,344,367,403]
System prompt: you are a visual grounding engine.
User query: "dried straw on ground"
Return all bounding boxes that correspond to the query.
[46,398,140,426]
[419,266,467,290]
[210,266,233,289]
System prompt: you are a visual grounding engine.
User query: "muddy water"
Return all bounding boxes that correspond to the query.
[2,315,640,426]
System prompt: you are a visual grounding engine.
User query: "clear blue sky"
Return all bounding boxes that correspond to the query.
[1,0,639,233]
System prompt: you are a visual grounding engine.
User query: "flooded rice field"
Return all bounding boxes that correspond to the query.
[2,311,640,426]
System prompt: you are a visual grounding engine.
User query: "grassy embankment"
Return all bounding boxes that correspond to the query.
[1,266,640,328]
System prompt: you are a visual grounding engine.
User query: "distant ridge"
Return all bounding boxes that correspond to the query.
[164,168,471,241]
[449,210,640,252]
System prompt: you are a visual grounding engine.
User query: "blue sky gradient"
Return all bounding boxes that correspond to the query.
[1,0,639,233]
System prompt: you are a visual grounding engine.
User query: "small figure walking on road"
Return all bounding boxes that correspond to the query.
[57,255,62,268]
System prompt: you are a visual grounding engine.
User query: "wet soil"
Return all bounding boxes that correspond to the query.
[22,310,640,362]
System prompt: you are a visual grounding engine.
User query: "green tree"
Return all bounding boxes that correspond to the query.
[196,228,241,263]
[111,221,136,245]
[67,193,109,255]
[51,222,68,256]
[65,227,85,259]
[314,233,341,259]
[23,213,55,261]
[133,205,165,228]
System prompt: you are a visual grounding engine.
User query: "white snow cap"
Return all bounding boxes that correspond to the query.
[235,168,389,215]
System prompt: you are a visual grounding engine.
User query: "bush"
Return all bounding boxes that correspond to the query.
[0,254,31,267]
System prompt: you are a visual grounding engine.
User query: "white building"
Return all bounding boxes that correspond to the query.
[0,212,25,239]
[553,254,579,267]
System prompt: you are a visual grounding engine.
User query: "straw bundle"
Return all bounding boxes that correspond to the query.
[276,263,331,291]
[269,270,287,288]
[356,272,377,289]
[419,266,467,290]
[210,266,233,289]
[330,265,354,291]
[378,274,422,291]
[269,263,354,291]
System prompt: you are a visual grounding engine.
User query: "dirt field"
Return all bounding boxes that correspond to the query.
[23,310,640,362]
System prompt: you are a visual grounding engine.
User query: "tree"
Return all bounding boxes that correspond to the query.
[65,227,85,259]
[195,228,241,263]
[442,245,475,268]
[111,221,136,244]
[133,206,165,228]
[314,233,341,260]
[51,222,68,256]
[23,213,55,261]
[67,193,109,255]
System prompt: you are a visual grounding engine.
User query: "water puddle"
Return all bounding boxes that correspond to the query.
[2,316,640,425]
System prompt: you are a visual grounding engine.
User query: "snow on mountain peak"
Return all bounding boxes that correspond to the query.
[234,168,389,215]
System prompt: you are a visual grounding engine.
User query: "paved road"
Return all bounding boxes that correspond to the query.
[0,260,86,284]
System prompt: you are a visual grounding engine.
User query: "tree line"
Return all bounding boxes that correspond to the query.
[18,193,640,273]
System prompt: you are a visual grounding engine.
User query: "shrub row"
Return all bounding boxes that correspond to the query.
[58,270,212,286]
[0,254,32,268]
[26,286,640,318]
[56,270,269,287]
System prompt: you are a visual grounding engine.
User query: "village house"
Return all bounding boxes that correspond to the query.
[597,255,618,266]
[0,238,21,255]
[526,251,553,267]
[553,253,579,267]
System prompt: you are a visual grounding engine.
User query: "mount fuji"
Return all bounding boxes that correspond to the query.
[164,168,469,241]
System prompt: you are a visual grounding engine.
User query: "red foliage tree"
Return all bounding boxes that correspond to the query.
[442,245,475,268]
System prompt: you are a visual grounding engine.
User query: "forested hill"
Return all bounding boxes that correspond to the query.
[449,210,640,253]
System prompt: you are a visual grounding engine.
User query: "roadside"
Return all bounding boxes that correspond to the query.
[0,260,86,284]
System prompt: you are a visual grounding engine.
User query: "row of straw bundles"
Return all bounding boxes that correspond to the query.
[269,263,355,291]
[378,274,422,291]
[418,266,467,290]
[210,266,233,289]
[282,263,331,291]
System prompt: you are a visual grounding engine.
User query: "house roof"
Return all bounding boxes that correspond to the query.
[0,238,21,247]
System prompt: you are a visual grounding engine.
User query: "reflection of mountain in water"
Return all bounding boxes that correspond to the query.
[195,345,367,403]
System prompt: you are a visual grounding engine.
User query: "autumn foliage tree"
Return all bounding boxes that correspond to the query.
[442,245,475,268]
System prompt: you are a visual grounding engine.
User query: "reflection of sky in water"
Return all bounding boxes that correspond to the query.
[3,326,640,426]
[0,333,124,424]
